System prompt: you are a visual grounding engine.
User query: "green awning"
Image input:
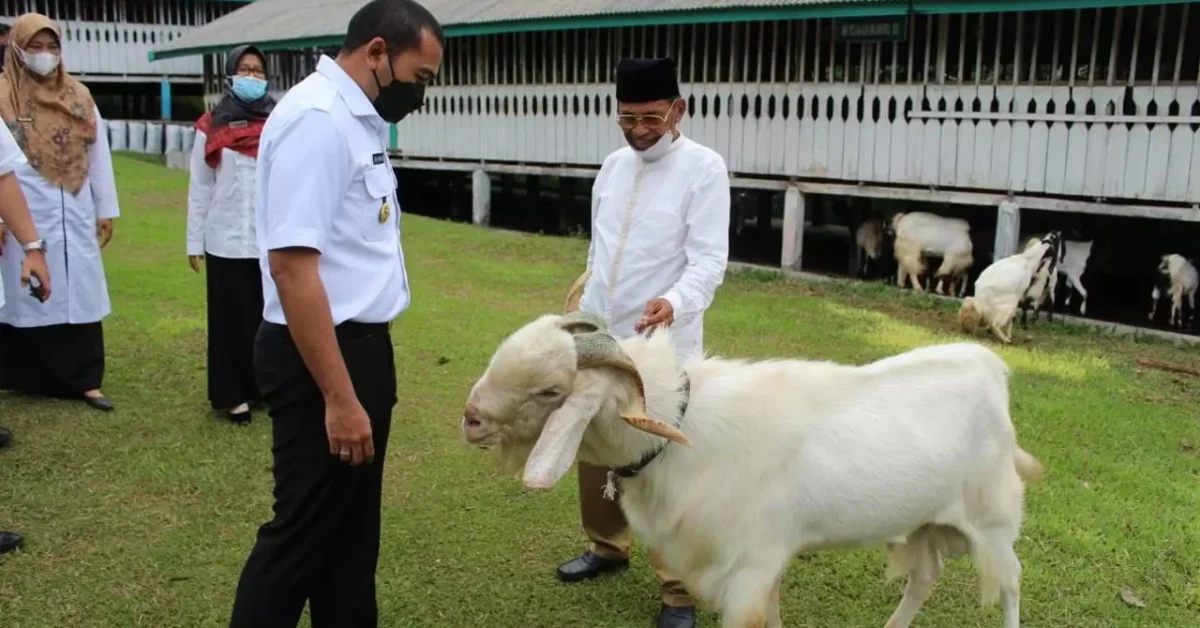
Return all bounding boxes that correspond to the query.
[149,0,1195,62]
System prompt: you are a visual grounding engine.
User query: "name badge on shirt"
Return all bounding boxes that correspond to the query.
[372,152,385,165]
[229,120,248,129]
[379,199,391,223]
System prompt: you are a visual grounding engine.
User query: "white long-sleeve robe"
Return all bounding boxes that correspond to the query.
[0,107,120,328]
[578,135,730,360]
[186,129,259,259]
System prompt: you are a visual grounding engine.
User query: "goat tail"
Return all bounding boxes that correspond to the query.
[1013,446,1045,484]
[959,297,982,333]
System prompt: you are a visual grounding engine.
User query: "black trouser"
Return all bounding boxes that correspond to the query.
[205,254,264,410]
[229,320,397,628]
[0,321,105,396]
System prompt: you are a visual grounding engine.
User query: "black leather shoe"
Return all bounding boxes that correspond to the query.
[657,604,695,628]
[0,427,11,448]
[226,409,252,426]
[0,531,24,555]
[555,551,629,583]
[83,395,114,411]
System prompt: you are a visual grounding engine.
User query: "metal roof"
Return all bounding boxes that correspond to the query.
[148,0,1191,61]
[148,0,898,60]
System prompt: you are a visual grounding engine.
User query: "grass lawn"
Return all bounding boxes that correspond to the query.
[1,155,1198,628]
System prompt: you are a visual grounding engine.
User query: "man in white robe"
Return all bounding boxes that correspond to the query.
[554,57,730,628]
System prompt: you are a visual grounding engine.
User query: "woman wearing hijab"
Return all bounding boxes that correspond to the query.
[186,45,275,424]
[0,13,120,411]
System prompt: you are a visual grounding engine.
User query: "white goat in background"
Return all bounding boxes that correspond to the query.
[1056,239,1093,315]
[960,233,1061,344]
[1148,253,1198,329]
[890,211,974,296]
[461,273,1044,628]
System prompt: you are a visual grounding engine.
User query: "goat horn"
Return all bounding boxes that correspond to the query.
[558,311,606,335]
[573,332,690,446]
[564,269,592,314]
[621,414,690,445]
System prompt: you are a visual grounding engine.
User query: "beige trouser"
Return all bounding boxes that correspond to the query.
[578,461,694,608]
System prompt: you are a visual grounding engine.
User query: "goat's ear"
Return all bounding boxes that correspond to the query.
[522,387,604,490]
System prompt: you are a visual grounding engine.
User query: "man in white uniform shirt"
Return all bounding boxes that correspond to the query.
[226,2,442,627]
[555,57,730,628]
[0,112,52,556]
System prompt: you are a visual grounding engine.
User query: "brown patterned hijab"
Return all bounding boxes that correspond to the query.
[0,13,97,196]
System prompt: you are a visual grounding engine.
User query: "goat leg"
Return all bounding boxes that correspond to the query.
[883,530,943,628]
[990,322,1013,344]
[766,578,783,628]
[721,582,776,628]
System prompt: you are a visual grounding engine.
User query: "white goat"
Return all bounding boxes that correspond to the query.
[462,274,1044,628]
[890,211,974,296]
[960,236,1057,344]
[1056,240,1093,315]
[1148,253,1198,329]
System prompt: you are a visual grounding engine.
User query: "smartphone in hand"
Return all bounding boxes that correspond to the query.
[28,275,46,302]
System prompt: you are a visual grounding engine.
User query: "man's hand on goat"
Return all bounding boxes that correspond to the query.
[636,297,674,333]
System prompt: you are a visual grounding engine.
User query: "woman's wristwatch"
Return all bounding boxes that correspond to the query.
[22,238,46,253]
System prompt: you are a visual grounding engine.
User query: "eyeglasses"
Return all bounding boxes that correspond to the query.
[615,99,678,130]
[236,66,266,78]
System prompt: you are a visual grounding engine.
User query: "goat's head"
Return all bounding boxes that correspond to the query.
[886,211,907,236]
[1040,230,1064,262]
[1158,253,1179,275]
[461,270,689,491]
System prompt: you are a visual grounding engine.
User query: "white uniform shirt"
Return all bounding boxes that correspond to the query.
[186,130,259,258]
[578,135,730,360]
[0,107,120,328]
[256,55,410,326]
[0,121,30,311]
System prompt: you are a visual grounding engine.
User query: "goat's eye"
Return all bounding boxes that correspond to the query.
[536,388,561,398]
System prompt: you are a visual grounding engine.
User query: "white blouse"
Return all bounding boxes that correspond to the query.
[0,106,121,328]
[186,129,259,259]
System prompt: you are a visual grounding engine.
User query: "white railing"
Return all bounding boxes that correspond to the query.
[394,83,1200,204]
[60,20,201,77]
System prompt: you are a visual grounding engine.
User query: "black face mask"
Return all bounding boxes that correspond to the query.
[374,81,426,124]
[372,61,426,124]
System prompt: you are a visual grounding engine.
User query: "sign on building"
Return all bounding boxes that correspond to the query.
[833,15,909,43]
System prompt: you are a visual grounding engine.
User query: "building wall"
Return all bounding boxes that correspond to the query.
[2,0,247,79]
[375,4,1199,208]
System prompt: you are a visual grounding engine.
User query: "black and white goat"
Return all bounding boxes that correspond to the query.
[1018,232,1065,327]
